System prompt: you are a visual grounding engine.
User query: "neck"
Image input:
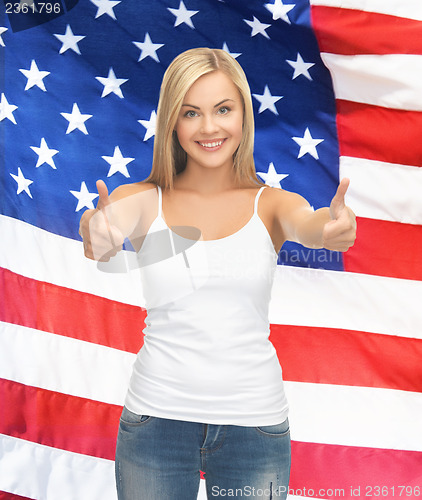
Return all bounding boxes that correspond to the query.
[174,162,238,195]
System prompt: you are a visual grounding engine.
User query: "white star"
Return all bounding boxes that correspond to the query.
[256,163,288,188]
[90,0,121,20]
[0,93,18,124]
[133,33,164,63]
[30,138,59,169]
[257,162,289,189]
[102,146,134,178]
[244,16,271,39]
[168,1,199,29]
[96,68,128,98]
[19,60,50,91]
[265,0,295,24]
[222,42,241,59]
[138,110,156,141]
[252,85,283,115]
[10,168,34,198]
[0,27,8,47]
[292,127,324,159]
[61,103,93,135]
[70,181,99,212]
[53,25,86,55]
[286,53,315,80]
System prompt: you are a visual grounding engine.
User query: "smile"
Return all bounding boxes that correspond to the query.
[196,139,226,150]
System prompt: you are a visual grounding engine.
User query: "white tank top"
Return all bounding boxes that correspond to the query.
[125,185,289,426]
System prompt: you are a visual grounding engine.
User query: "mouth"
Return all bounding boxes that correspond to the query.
[195,138,227,151]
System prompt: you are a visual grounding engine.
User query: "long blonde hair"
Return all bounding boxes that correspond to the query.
[144,47,264,190]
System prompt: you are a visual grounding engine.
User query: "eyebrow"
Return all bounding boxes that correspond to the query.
[181,98,235,110]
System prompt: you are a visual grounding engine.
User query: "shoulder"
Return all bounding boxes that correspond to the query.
[107,181,159,224]
[260,186,309,216]
[104,182,159,238]
[109,181,157,202]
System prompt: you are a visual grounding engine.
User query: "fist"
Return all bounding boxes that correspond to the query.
[322,178,357,252]
[79,180,124,261]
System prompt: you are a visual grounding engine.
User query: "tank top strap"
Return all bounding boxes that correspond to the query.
[156,184,162,217]
[253,186,267,215]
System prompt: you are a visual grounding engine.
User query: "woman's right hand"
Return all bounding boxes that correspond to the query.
[79,180,125,261]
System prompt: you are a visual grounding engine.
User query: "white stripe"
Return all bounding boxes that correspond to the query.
[0,434,117,500]
[285,382,422,452]
[2,215,422,340]
[310,0,422,22]
[320,53,422,111]
[198,480,207,500]
[0,322,135,406]
[0,215,145,307]
[340,156,422,224]
[270,266,422,340]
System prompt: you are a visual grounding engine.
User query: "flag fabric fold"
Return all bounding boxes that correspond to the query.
[1,0,421,499]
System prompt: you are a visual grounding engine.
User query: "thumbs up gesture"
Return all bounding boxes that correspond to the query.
[79,180,124,261]
[322,178,357,252]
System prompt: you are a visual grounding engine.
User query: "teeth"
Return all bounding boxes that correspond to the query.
[199,140,223,148]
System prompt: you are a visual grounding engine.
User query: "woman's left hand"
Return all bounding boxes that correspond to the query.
[322,178,357,252]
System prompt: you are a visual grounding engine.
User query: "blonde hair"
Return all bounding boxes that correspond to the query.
[144,47,264,190]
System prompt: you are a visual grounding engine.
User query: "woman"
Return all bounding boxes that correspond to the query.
[80,48,356,499]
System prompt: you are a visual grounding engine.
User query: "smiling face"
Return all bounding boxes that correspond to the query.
[175,70,244,175]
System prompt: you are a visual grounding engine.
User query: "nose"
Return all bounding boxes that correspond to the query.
[200,114,219,134]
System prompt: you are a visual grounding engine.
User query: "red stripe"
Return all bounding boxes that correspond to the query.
[0,267,145,354]
[290,441,422,498]
[0,493,34,500]
[270,325,422,392]
[343,217,422,281]
[336,100,422,167]
[311,6,422,56]
[0,378,121,460]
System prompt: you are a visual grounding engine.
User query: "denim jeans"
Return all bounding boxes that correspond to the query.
[115,406,291,500]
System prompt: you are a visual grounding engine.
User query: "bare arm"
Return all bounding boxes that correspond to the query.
[275,178,357,252]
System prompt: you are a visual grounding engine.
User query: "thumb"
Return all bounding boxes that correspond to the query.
[330,177,350,220]
[95,179,118,247]
[96,180,110,211]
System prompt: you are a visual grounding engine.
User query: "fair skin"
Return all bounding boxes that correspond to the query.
[79,70,356,261]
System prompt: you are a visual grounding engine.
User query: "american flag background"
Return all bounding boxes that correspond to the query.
[1,0,422,499]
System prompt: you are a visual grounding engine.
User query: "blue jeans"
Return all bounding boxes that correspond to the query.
[115,406,291,499]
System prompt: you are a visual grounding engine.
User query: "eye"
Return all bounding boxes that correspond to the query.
[184,110,198,118]
[217,106,230,115]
